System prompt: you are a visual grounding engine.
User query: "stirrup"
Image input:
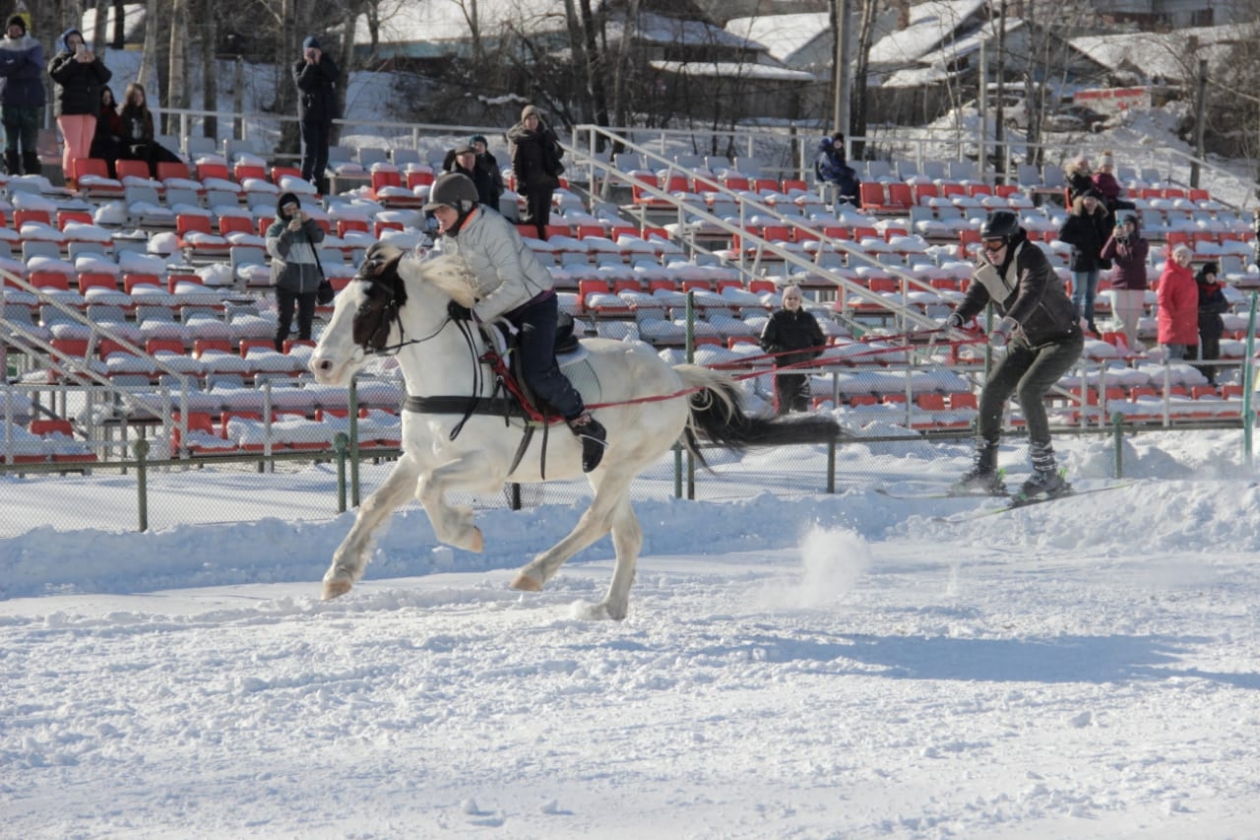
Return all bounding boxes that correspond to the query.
[568,413,608,472]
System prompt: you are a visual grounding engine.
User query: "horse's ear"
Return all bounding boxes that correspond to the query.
[361,242,406,279]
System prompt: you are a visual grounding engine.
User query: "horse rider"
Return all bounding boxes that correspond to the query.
[422,171,608,472]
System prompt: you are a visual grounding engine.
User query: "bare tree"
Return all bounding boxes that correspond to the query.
[168,0,190,136]
[92,0,109,52]
[200,1,217,139]
[850,0,881,160]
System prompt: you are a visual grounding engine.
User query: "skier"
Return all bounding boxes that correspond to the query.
[942,210,1084,500]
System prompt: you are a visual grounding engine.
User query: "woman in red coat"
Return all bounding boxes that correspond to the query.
[1157,245,1199,360]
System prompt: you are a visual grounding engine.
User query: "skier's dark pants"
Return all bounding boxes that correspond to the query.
[976,330,1084,449]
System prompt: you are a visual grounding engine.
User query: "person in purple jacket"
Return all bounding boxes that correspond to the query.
[1099,214,1149,352]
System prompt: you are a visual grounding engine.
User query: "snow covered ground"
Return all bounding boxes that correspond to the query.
[2,430,1259,839]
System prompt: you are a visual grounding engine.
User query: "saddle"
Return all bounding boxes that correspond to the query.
[485,311,588,421]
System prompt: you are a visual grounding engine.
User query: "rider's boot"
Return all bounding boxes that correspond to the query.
[568,412,607,472]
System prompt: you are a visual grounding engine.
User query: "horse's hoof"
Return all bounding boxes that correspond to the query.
[510,572,543,592]
[468,528,484,553]
[322,579,353,600]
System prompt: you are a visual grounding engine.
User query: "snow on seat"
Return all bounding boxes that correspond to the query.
[240,177,280,198]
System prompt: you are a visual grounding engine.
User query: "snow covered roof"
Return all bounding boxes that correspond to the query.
[352,0,568,47]
[647,60,816,81]
[868,0,989,68]
[723,13,831,65]
[1070,25,1248,83]
[880,19,1026,89]
[608,12,758,50]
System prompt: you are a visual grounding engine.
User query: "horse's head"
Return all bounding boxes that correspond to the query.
[309,242,477,385]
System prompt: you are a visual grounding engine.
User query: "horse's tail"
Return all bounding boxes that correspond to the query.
[674,364,842,468]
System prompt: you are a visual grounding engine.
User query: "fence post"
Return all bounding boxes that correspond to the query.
[673,441,682,499]
[826,430,837,493]
[686,290,696,500]
[349,379,361,507]
[1111,412,1124,479]
[1244,291,1257,468]
[510,483,522,510]
[334,433,349,513]
[134,439,149,532]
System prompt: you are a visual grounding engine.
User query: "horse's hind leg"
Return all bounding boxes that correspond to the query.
[511,473,631,594]
[599,497,643,621]
[322,456,422,600]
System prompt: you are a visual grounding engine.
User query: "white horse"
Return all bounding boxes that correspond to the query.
[309,245,839,619]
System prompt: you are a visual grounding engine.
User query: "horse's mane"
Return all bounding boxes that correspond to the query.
[399,253,479,307]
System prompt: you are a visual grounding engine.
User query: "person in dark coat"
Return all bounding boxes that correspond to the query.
[48,27,110,184]
[1194,261,1229,385]
[117,83,180,178]
[469,133,504,211]
[507,104,564,240]
[1057,190,1111,335]
[89,85,123,176]
[443,142,498,209]
[815,136,860,208]
[1099,213,1149,351]
[943,210,1083,500]
[293,35,339,195]
[265,192,325,352]
[1065,153,1093,204]
[0,14,46,176]
[759,285,826,415]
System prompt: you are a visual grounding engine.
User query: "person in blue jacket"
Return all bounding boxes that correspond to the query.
[0,14,45,175]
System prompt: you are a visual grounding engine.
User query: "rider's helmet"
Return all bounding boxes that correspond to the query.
[423,172,480,214]
[980,209,1021,243]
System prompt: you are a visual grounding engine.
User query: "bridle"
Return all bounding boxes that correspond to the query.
[351,256,452,358]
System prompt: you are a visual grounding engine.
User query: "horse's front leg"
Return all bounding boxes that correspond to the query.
[416,450,504,553]
[323,454,423,600]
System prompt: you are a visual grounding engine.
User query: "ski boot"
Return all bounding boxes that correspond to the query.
[950,443,1006,496]
[1015,467,1072,503]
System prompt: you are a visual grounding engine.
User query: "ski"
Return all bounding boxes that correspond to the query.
[930,481,1138,523]
[874,487,1006,501]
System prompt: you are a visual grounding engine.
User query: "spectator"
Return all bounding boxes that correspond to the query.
[265,192,324,352]
[293,35,338,195]
[89,85,123,176]
[1194,261,1229,385]
[421,172,607,471]
[1057,190,1111,335]
[0,13,45,176]
[759,285,826,415]
[507,104,564,240]
[443,141,497,209]
[117,83,180,178]
[469,133,504,211]
[815,136,860,208]
[1092,151,1135,216]
[48,27,110,186]
[942,210,1083,500]
[1065,153,1093,204]
[1156,245,1198,361]
[1099,213,1149,352]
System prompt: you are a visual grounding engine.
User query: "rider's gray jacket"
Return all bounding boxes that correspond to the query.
[435,207,554,321]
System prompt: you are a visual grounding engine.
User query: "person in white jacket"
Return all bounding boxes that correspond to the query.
[423,172,607,471]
